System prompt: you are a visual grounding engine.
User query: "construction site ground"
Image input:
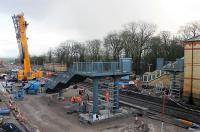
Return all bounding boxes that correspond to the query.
[15,91,189,132]
[0,102,26,132]
[0,83,26,131]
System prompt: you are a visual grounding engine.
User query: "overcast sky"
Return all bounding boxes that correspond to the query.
[0,0,200,58]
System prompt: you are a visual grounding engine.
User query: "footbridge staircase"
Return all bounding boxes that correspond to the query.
[45,59,132,94]
[142,58,184,98]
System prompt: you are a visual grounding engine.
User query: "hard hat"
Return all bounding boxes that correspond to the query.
[129,81,135,85]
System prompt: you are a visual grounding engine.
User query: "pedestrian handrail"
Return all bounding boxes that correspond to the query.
[72,62,122,74]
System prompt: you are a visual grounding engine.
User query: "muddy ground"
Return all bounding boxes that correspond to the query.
[16,93,189,132]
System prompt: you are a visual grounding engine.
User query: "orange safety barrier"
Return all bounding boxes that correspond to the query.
[16,111,23,121]
[16,112,21,120]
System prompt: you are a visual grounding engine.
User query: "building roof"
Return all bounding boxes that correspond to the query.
[185,35,200,42]
[143,72,151,75]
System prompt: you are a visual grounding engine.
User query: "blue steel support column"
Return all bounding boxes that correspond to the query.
[93,78,99,114]
[58,90,63,97]
[113,77,119,112]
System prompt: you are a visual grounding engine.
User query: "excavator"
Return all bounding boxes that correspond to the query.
[12,13,43,81]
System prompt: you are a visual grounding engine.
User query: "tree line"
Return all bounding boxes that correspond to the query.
[18,21,200,74]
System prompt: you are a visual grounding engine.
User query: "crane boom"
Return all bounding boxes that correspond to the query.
[12,13,42,80]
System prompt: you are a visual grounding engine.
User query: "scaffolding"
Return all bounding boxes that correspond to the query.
[170,72,183,99]
[162,58,184,99]
[97,81,119,114]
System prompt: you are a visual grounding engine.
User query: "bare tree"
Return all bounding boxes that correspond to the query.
[179,21,200,40]
[30,55,46,65]
[70,42,79,62]
[87,39,101,61]
[123,22,156,74]
[78,43,86,62]
[53,45,65,63]
[104,32,123,61]
[119,30,132,58]
[160,31,171,58]
[103,45,112,61]
[47,48,52,63]
[60,41,72,65]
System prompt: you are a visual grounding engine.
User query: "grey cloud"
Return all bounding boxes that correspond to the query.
[1,0,200,57]
[0,0,161,40]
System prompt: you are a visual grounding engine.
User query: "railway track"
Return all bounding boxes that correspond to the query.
[77,82,200,125]
[120,92,200,125]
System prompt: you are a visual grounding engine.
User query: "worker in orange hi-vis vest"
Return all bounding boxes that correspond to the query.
[76,96,82,104]
[70,96,75,103]
[105,91,110,117]
[105,91,109,103]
